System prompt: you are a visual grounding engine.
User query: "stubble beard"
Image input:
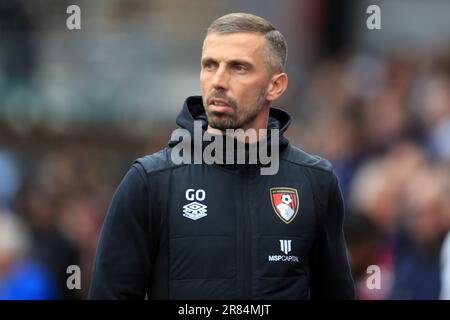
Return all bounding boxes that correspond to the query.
[204,88,267,131]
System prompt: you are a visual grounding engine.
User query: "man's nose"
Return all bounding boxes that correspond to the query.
[211,65,229,91]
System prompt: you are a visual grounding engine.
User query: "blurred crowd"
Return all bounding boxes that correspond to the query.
[294,51,450,299]
[0,144,136,299]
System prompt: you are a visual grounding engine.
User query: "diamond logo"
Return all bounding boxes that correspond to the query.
[183,201,208,220]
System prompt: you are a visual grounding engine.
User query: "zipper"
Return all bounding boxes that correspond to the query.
[242,174,252,299]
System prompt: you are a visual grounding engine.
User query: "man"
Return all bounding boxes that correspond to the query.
[89,13,355,299]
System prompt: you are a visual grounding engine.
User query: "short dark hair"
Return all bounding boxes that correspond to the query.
[206,13,288,73]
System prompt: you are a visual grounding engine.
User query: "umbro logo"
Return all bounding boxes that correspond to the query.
[183,202,207,220]
[183,189,207,221]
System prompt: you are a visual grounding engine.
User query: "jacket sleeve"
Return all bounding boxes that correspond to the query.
[310,172,355,299]
[89,163,153,299]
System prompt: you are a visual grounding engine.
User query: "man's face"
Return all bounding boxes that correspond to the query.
[200,32,271,130]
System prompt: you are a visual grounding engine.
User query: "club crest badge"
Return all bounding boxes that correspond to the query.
[270,187,299,224]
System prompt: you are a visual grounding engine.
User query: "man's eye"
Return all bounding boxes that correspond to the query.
[203,63,215,70]
[233,64,249,73]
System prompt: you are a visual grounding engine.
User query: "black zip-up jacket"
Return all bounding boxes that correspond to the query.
[89,96,355,299]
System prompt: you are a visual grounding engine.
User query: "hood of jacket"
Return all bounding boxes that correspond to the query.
[168,96,292,149]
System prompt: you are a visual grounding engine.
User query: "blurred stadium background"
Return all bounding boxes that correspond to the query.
[0,0,450,299]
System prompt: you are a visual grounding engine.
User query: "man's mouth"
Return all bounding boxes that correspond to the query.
[208,98,233,113]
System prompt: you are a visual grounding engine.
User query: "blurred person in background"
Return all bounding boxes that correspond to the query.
[0,212,56,299]
[11,146,113,299]
[344,210,389,299]
[13,151,81,299]
[440,173,450,299]
[439,167,450,299]
[390,164,449,299]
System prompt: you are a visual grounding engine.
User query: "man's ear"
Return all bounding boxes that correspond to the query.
[266,72,288,102]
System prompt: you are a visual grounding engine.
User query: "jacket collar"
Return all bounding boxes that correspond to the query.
[168,96,292,173]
